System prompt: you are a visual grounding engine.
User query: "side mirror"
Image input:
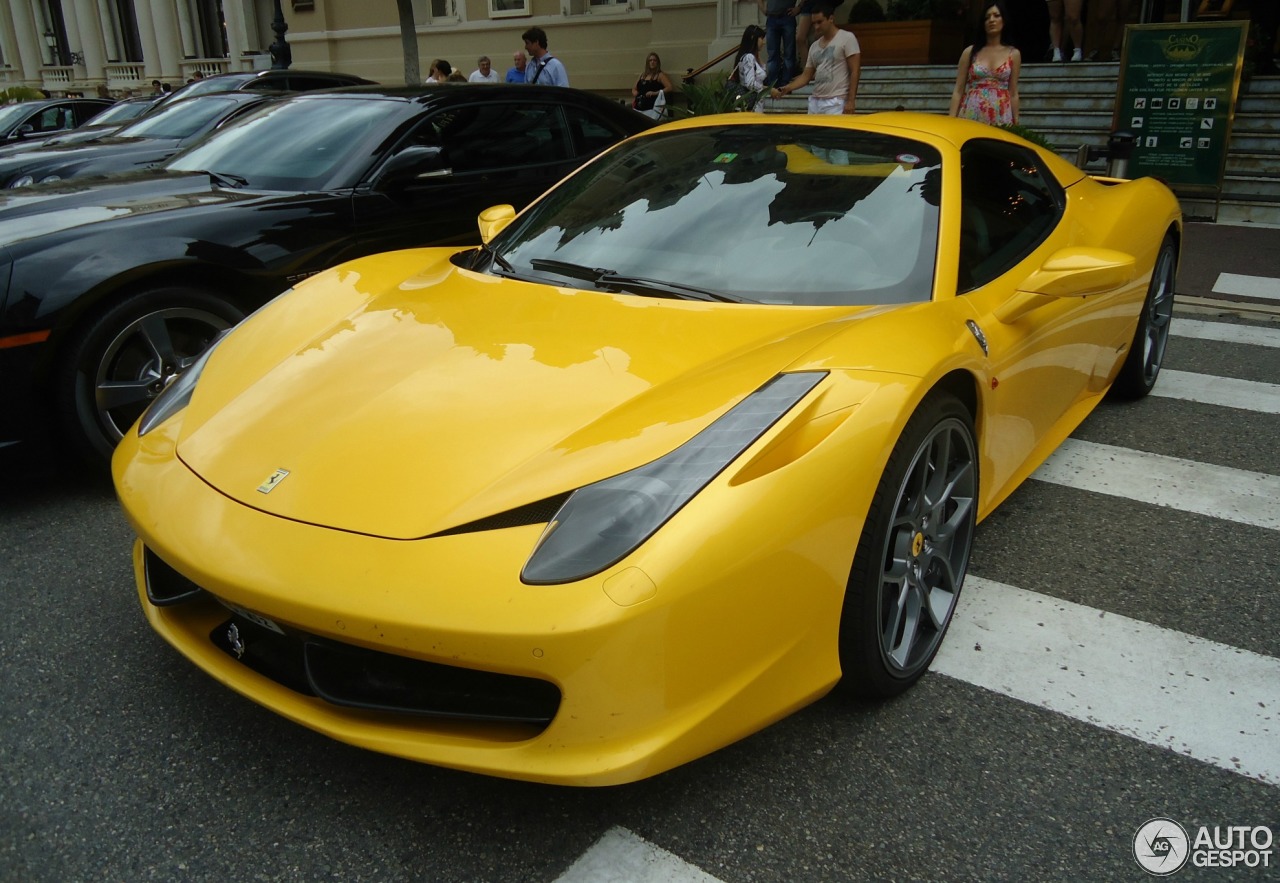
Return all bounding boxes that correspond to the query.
[996,247,1136,322]
[15,124,35,139]
[376,145,450,189]
[478,204,516,244]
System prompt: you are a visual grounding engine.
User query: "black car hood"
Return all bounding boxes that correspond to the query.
[0,137,181,179]
[0,171,289,246]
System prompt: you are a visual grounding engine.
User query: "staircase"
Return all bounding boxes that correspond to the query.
[767,62,1280,224]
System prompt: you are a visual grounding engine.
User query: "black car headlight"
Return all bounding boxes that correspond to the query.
[137,330,228,436]
[521,372,826,585]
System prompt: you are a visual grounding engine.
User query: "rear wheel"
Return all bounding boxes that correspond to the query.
[1112,234,1176,399]
[839,393,978,699]
[57,287,242,465]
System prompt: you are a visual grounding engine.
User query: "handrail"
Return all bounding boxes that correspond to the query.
[683,46,736,85]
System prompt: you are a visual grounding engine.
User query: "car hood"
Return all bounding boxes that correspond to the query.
[176,257,871,540]
[0,172,282,247]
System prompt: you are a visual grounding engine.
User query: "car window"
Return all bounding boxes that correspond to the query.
[117,96,248,139]
[493,125,942,307]
[958,140,1063,291]
[82,100,152,127]
[563,105,628,157]
[432,103,572,173]
[168,96,397,189]
[32,106,76,133]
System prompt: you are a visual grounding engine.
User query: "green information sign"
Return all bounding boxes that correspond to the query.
[1114,21,1248,191]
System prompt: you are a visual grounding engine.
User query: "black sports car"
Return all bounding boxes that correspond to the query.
[0,85,652,470]
[0,92,278,188]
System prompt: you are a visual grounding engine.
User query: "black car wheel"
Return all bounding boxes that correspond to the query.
[839,392,978,699]
[58,287,243,464]
[1111,233,1177,400]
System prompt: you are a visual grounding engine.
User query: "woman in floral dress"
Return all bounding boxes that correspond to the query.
[948,0,1021,126]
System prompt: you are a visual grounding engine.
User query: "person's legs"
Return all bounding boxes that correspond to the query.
[1065,0,1084,59]
[765,16,783,86]
[796,12,812,71]
[1048,0,1064,60]
[781,15,797,83]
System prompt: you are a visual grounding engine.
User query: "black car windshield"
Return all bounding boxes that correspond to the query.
[115,95,248,139]
[494,125,942,306]
[167,97,397,190]
[82,100,154,127]
[0,105,37,131]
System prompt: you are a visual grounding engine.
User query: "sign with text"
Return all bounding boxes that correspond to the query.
[1114,21,1248,191]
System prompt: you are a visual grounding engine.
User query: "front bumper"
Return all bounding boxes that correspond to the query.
[115,421,856,785]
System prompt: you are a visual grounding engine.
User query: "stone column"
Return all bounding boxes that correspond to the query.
[132,0,163,77]
[146,0,183,78]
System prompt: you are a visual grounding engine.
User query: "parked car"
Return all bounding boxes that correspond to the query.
[0,96,162,158]
[0,85,653,468]
[0,92,278,188]
[0,97,114,145]
[112,112,1182,785]
[146,69,376,114]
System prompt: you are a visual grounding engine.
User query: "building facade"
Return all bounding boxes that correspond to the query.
[0,0,761,96]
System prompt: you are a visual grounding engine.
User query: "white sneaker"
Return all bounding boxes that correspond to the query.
[1052,48,1063,62]
[1071,48,1082,61]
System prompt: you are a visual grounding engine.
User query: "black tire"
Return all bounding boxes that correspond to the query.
[56,287,243,466]
[838,393,978,699]
[1111,233,1177,400]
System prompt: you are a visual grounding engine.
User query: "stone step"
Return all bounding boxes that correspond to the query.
[1180,196,1280,225]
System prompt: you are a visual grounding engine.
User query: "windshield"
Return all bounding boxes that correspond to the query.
[493,125,942,306]
[167,97,399,190]
[116,96,248,139]
[0,105,35,131]
[83,100,153,127]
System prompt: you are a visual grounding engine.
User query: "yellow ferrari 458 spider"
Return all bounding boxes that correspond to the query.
[114,112,1181,785]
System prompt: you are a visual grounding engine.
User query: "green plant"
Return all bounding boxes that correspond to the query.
[673,72,763,117]
[1,86,44,105]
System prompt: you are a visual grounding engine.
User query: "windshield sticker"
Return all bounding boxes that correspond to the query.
[896,153,921,166]
[712,152,739,164]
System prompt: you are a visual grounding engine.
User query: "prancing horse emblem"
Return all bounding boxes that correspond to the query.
[257,468,290,494]
[227,622,246,659]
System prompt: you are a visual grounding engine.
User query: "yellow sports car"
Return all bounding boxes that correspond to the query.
[114,113,1181,785]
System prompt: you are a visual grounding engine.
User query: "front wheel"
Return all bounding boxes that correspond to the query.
[57,287,243,466]
[839,393,978,699]
[1111,233,1177,399]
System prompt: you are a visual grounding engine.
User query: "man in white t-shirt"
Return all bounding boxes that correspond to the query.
[469,56,500,83]
[770,2,860,114]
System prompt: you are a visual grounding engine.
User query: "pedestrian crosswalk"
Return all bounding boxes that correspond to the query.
[557,311,1279,882]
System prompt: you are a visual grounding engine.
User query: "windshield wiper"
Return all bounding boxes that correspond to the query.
[528,258,747,303]
[205,170,249,188]
[479,241,514,273]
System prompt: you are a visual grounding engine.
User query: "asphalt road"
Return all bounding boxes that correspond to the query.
[2,224,1278,882]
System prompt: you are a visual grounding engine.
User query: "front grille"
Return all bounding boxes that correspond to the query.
[143,546,561,728]
[209,616,561,727]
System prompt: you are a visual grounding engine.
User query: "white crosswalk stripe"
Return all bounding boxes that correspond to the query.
[1154,369,1280,414]
[1212,272,1280,302]
[1032,439,1280,530]
[1173,318,1280,348]
[933,578,1280,785]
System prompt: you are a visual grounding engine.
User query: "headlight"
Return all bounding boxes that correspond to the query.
[10,175,34,188]
[521,372,826,584]
[137,330,228,436]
